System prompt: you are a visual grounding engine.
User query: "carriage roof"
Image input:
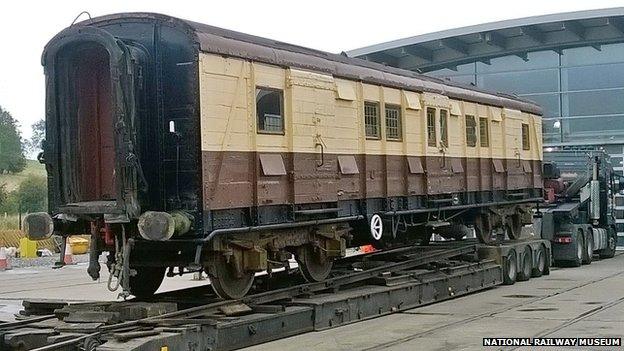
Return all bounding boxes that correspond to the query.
[68,12,542,115]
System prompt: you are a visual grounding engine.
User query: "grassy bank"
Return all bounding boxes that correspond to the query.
[0,213,20,230]
[0,159,46,192]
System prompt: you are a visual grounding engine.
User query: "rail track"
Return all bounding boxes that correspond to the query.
[0,241,508,351]
[360,265,624,351]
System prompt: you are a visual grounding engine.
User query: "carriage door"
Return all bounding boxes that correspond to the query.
[43,26,144,218]
[288,69,338,209]
[502,108,525,191]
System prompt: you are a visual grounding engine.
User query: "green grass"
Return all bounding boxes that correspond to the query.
[0,214,20,230]
[0,159,46,192]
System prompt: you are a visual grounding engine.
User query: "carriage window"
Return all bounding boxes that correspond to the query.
[522,123,530,150]
[364,101,380,139]
[256,87,284,133]
[427,108,436,146]
[440,109,448,147]
[479,117,489,147]
[465,115,477,147]
[385,104,402,141]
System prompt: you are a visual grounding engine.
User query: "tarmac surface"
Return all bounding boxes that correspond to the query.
[0,252,622,350]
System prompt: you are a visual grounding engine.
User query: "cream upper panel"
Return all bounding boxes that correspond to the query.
[199,54,253,152]
[198,53,542,160]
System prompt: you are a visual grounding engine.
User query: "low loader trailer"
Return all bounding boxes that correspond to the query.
[1,239,553,351]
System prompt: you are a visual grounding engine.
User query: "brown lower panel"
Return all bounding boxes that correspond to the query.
[201,151,542,210]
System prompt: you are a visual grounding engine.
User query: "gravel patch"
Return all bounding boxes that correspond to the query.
[3,254,90,269]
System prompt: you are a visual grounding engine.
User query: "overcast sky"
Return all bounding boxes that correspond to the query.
[1,0,622,144]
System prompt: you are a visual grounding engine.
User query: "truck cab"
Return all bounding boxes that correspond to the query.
[537,149,618,266]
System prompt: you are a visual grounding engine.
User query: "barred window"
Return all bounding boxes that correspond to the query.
[522,123,530,150]
[465,115,477,147]
[479,117,489,147]
[256,87,284,133]
[440,109,448,147]
[427,108,436,146]
[364,102,380,139]
[385,104,402,141]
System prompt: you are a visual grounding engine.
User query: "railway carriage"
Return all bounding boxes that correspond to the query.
[25,13,543,299]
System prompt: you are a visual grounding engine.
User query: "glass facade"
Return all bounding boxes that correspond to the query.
[427,43,624,162]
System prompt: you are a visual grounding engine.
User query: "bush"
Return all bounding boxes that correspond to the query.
[0,191,18,214]
[0,183,18,214]
[16,175,47,213]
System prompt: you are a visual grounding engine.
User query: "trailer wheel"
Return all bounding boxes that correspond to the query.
[543,245,551,275]
[502,249,517,285]
[531,245,546,277]
[516,248,532,282]
[582,230,593,265]
[570,231,583,267]
[598,226,617,259]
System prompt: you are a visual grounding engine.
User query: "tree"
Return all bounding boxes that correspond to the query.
[26,119,45,155]
[16,175,47,213]
[0,105,26,173]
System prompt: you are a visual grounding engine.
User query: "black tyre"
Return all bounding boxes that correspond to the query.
[129,266,165,299]
[503,249,517,285]
[599,227,617,259]
[582,231,593,265]
[543,245,551,275]
[531,245,546,277]
[569,231,583,267]
[517,248,532,282]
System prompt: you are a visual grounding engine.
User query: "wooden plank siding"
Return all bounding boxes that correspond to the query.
[198,53,543,212]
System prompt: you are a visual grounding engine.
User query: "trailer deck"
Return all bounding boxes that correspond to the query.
[0,238,562,351]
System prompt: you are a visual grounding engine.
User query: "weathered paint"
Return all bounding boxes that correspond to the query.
[198,53,542,213]
[201,150,541,211]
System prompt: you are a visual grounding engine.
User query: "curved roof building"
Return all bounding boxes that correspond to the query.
[347,7,624,172]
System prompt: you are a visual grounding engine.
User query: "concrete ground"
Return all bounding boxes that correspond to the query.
[0,253,622,351]
[0,261,208,321]
[246,254,624,351]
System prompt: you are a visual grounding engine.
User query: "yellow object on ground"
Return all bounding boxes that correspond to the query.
[19,237,38,258]
[0,230,58,253]
[68,236,90,255]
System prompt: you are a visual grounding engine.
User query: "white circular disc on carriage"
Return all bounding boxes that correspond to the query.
[370,214,383,240]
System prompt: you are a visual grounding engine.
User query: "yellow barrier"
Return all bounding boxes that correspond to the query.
[0,230,59,253]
